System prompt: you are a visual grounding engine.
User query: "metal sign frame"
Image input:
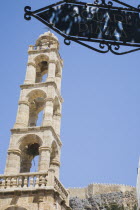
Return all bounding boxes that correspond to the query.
[24,0,140,55]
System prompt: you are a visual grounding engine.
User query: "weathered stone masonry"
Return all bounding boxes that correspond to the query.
[0,32,71,210]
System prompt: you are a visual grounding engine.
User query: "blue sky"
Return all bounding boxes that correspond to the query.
[0,0,140,188]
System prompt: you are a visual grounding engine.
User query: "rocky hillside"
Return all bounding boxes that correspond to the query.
[70,191,137,210]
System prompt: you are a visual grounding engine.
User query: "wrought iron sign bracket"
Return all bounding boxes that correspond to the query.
[24,0,140,55]
[94,0,139,10]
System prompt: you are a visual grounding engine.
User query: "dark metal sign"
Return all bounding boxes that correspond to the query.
[24,0,140,55]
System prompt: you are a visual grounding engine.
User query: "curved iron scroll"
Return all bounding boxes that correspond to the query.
[24,6,32,20]
[65,39,140,55]
[94,0,113,6]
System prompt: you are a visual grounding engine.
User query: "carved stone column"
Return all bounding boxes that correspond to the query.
[48,61,56,79]
[50,159,60,178]
[24,63,36,84]
[38,146,51,172]
[28,111,38,127]
[42,98,54,126]
[14,101,29,128]
[55,74,62,91]
[5,149,21,175]
[53,113,61,136]
[47,168,55,185]
[36,72,42,83]
[20,156,32,173]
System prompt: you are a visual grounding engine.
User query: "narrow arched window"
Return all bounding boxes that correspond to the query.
[27,90,46,127]
[36,61,48,83]
[28,99,45,127]
[19,135,41,173]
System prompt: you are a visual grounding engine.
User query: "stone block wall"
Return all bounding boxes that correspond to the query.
[68,184,137,210]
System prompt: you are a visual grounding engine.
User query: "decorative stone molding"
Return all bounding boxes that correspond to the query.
[36,32,59,46]
[51,159,60,167]
[27,62,36,68]
[39,146,51,153]
[20,82,63,103]
[54,113,62,117]
[0,172,48,191]
[44,97,54,103]
[8,149,21,156]
[47,77,55,83]
[28,47,58,55]
[10,126,62,147]
[55,73,62,78]
[54,177,69,199]
[20,80,57,90]
[49,59,58,65]
[18,100,29,106]
[48,168,55,173]
[0,171,70,206]
[34,54,49,64]
[28,49,46,55]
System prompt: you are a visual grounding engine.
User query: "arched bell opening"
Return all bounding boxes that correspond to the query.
[19,134,42,173]
[28,98,45,127]
[35,55,49,83]
[20,143,39,173]
[27,90,46,127]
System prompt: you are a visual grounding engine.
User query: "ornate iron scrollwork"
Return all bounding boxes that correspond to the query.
[94,0,113,6]
[64,39,71,45]
[24,0,140,55]
[108,44,140,55]
[24,6,32,20]
[63,39,140,55]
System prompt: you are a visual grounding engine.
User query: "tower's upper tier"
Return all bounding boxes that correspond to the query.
[36,31,59,49]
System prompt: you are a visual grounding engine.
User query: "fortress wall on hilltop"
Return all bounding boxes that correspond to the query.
[68,183,136,199]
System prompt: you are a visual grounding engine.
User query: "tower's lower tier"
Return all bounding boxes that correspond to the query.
[0,170,71,210]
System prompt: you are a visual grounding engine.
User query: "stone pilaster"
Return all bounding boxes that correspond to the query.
[14,101,29,128]
[39,146,51,172]
[5,149,21,174]
[42,98,54,126]
[24,63,36,84]
[28,111,38,127]
[50,159,60,178]
[53,113,61,136]
[48,61,56,78]
[55,74,62,91]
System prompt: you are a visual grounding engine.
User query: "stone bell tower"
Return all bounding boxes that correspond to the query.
[0,32,71,210]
